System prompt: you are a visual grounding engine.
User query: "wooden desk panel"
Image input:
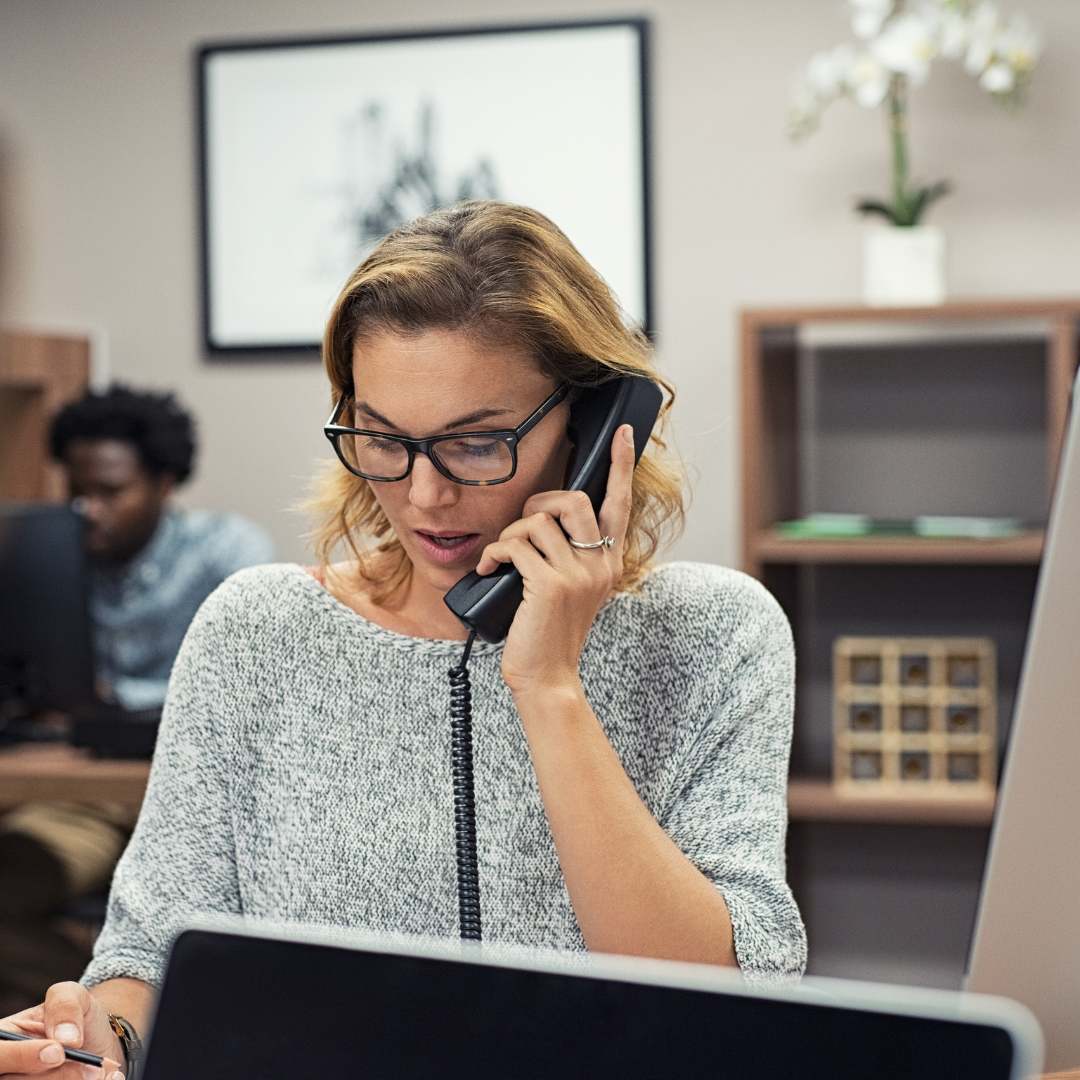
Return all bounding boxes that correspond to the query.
[0,743,149,810]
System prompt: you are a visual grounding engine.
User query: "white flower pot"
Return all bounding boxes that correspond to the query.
[862,224,946,306]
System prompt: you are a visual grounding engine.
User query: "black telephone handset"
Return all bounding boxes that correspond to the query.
[443,376,663,644]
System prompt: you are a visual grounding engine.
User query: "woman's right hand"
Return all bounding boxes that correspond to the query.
[0,982,124,1078]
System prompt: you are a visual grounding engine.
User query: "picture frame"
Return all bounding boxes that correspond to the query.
[196,18,653,354]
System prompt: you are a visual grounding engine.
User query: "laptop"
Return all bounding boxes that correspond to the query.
[966,365,1080,1071]
[141,920,1042,1079]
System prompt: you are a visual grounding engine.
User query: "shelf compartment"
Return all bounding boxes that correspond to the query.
[740,300,1079,581]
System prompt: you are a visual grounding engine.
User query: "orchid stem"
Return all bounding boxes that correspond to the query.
[888,74,911,224]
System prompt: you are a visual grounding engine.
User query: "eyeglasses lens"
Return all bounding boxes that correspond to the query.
[430,436,514,482]
[339,432,410,480]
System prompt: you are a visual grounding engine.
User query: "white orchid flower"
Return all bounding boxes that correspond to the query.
[850,0,894,39]
[938,10,971,59]
[997,12,1041,72]
[787,80,824,138]
[848,51,891,108]
[787,0,1040,155]
[984,61,1015,91]
[965,1,1003,73]
[872,12,939,84]
[807,43,857,98]
[790,79,821,117]
[980,61,1016,92]
[965,36,993,74]
[970,1,1004,39]
[911,1,943,40]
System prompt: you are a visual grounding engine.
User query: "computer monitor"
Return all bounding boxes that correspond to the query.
[0,502,97,723]
[966,366,1080,1071]
[141,922,1042,1079]
[0,501,161,755]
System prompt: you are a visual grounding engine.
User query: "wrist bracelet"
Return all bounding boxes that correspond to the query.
[107,1013,143,1080]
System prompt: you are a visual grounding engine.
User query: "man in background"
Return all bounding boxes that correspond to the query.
[0,383,273,1011]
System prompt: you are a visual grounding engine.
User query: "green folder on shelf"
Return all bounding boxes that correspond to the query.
[775,513,1027,540]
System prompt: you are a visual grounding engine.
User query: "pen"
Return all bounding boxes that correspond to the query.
[0,1027,105,1068]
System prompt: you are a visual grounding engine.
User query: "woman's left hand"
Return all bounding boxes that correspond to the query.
[474,423,636,700]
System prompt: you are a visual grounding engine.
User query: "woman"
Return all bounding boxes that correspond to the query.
[0,201,806,1078]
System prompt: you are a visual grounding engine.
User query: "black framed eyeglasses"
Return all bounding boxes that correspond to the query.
[323,382,571,485]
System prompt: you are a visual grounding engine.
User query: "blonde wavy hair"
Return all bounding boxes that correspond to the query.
[307,200,687,607]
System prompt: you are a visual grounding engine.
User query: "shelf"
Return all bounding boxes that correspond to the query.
[755,528,1045,565]
[741,297,1080,327]
[787,778,996,826]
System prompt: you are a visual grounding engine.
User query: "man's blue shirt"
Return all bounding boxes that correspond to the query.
[89,507,274,709]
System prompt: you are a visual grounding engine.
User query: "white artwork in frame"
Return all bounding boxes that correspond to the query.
[198,19,652,353]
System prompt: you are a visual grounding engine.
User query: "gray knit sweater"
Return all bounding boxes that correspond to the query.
[80,560,807,988]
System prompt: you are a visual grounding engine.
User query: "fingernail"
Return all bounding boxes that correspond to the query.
[54,1023,79,1044]
[622,425,634,445]
[109,1071,126,1080]
[39,1043,64,1064]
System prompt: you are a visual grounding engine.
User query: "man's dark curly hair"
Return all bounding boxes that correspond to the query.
[49,383,197,484]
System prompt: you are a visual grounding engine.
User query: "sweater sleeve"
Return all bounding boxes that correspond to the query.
[659,574,807,983]
[80,582,244,990]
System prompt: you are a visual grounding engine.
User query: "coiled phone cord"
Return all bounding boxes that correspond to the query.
[448,629,482,941]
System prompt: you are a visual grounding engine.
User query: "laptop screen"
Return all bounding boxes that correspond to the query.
[142,929,1027,1079]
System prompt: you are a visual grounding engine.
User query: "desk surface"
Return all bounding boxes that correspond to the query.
[0,742,149,810]
[0,746,1078,1080]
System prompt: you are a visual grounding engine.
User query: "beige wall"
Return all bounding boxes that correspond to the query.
[1,0,1077,565]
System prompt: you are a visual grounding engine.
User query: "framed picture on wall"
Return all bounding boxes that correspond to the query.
[197,18,652,354]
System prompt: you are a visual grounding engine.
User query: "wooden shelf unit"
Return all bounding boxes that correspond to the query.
[0,330,91,501]
[741,298,1080,988]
